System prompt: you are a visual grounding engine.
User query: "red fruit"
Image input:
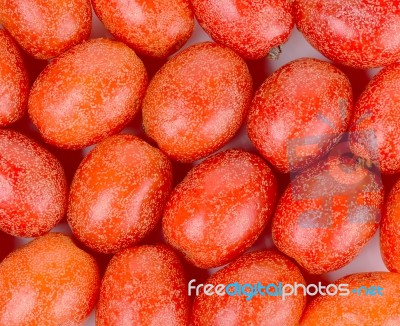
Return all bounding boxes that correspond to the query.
[248,58,353,173]
[0,29,29,126]
[28,38,148,149]
[295,0,400,69]
[272,147,384,274]
[0,0,91,59]
[96,245,190,325]
[0,233,100,325]
[301,272,400,324]
[163,149,277,269]
[67,135,173,254]
[349,63,400,174]
[142,42,253,162]
[92,0,194,58]
[192,0,294,60]
[0,130,67,237]
[191,250,306,326]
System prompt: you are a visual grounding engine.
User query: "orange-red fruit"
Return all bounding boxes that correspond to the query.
[28,38,148,149]
[92,0,194,58]
[0,0,91,59]
[295,0,400,69]
[0,233,100,325]
[68,135,173,254]
[192,0,294,60]
[248,58,353,173]
[163,149,277,269]
[272,148,384,274]
[96,245,190,325]
[301,272,400,324]
[142,42,253,162]
[0,29,29,126]
[192,250,306,326]
[0,130,67,237]
[350,63,400,174]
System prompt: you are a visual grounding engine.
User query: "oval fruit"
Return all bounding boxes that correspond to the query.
[248,58,352,173]
[295,0,400,69]
[349,63,400,174]
[301,272,400,324]
[0,0,91,59]
[191,250,306,326]
[272,147,384,274]
[163,149,277,269]
[96,245,190,325]
[0,130,67,237]
[0,29,29,126]
[92,0,194,58]
[68,135,173,254]
[142,42,253,162]
[28,38,148,149]
[0,233,100,325]
[192,0,294,60]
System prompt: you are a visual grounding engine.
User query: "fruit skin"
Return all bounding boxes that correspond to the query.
[295,0,400,69]
[349,63,400,175]
[0,233,100,326]
[191,250,306,326]
[0,0,91,59]
[142,42,253,163]
[192,0,294,60]
[96,244,190,326]
[92,0,194,58]
[163,149,277,269]
[0,29,29,126]
[67,135,173,254]
[272,149,384,274]
[301,272,400,324]
[28,38,148,149]
[0,130,68,237]
[247,58,352,173]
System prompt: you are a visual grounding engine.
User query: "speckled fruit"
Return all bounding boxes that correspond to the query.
[272,147,384,274]
[295,0,400,69]
[28,38,148,149]
[0,0,91,59]
[248,58,352,173]
[96,245,190,325]
[163,149,277,269]
[192,0,294,60]
[92,0,194,58]
[0,29,29,126]
[349,63,400,174]
[192,250,306,326]
[142,42,253,162]
[67,135,173,254]
[301,272,400,324]
[0,130,67,237]
[0,233,100,325]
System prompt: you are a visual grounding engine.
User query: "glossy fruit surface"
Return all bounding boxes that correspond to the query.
[142,42,253,162]
[192,0,294,60]
[0,0,91,59]
[163,149,277,268]
[28,38,147,149]
[301,272,400,324]
[192,250,306,326]
[0,29,29,126]
[248,58,352,173]
[0,130,67,237]
[96,244,190,326]
[92,0,194,58]
[68,135,173,254]
[0,233,100,325]
[295,0,400,68]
